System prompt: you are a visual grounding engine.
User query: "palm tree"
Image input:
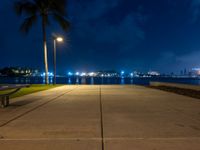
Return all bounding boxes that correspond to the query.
[14,0,70,84]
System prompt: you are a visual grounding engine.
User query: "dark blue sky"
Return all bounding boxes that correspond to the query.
[1,0,200,74]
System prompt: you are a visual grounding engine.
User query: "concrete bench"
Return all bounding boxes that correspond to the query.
[0,84,30,108]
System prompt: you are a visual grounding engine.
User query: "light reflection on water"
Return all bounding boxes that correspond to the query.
[130,78,134,84]
[43,77,53,84]
[1,76,200,85]
[101,77,104,84]
[68,78,72,84]
[120,78,125,85]
[80,78,85,84]
[76,78,79,84]
[90,77,94,85]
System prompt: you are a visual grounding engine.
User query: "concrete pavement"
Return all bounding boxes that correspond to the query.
[0,85,200,150]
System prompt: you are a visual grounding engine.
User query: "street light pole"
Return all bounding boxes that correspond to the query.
[53,36,63,85]
[53,38,57,85]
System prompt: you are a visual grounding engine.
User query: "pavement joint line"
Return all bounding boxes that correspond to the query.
[103,137,200,140]
[0,86,79,128]
[0,138,102,141]
[1,137,200,141]
[99,85,105,150]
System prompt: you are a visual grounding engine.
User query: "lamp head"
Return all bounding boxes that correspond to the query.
[56,37,63,42]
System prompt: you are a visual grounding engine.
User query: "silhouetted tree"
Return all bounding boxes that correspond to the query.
[14,0,70,84]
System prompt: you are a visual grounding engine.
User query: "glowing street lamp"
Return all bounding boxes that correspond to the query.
[56,37,63,42]
[53,36,63,84]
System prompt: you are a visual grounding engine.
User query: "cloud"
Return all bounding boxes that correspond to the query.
[177,51,200,68]
[190,0,200,22]
[192,0,200,5]
[154,50,200,73]
[94,13,145,51]
[69,11,145,69]
[69,0,120,21]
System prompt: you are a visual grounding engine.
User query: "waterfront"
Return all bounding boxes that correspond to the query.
[1,76,200,85]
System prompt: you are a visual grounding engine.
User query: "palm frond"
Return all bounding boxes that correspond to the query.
[34,0,49,14]
[49,0,67,16]
[14,0,38,16]
[14,0,70,33]
[53,13,70,31]
[20,15,37,33]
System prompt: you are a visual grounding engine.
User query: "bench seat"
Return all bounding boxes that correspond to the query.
[0,84,30,108]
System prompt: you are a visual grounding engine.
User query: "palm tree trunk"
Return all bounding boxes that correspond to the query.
[42,16,49,84]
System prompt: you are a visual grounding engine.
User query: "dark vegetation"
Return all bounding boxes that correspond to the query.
[149,86,200,99]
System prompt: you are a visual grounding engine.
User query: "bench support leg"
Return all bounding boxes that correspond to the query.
[1,97,6,108]
[6,96,9,107]
[0,96,9,108]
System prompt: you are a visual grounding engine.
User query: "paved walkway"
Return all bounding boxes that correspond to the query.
[0,85,200,150]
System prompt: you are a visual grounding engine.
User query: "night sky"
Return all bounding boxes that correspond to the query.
[1,0,200,74]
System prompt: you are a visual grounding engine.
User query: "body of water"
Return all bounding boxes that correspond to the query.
[1,76,200,85]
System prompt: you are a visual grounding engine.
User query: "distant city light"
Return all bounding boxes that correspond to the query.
[37,70,165,78]
[41,72,45,77]
[130,73,133,77]
[41,72,54,77]
[89,72,95,76]
[81,72,86,76]
[192,68,200,75]
[68,72,73,76]
[192,68,200,71]
[148,71,160,76]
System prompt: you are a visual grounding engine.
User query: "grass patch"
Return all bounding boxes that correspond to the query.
[0,84,63,99]
[149,85,200,99]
